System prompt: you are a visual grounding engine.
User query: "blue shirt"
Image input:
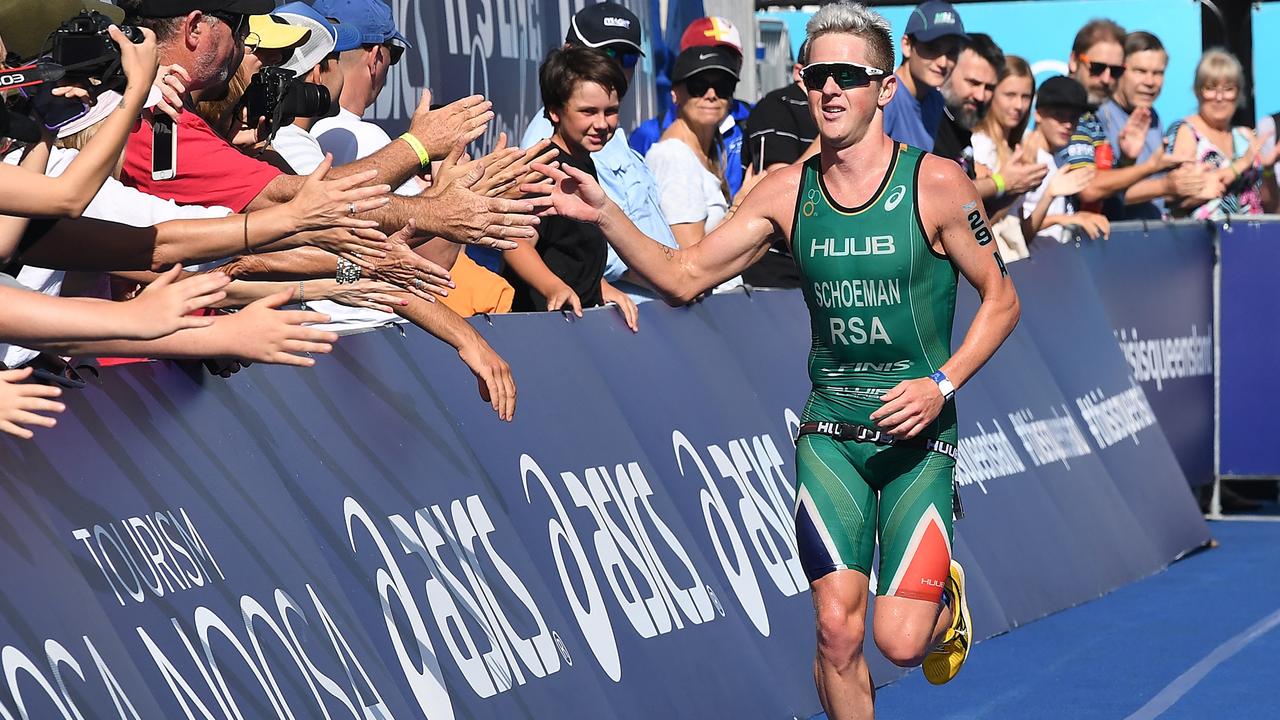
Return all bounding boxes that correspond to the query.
[1097,99,1166,220]
[882,81,945,152]
[521,110,679,303]
[629,100,752,198]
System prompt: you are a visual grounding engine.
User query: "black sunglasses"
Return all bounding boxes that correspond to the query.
[208,11,247,39]
[683,73,737,99]
[800,62,886,91]
[364,42,405,66]
[603,46,640,69]
[1078,55,1125,79]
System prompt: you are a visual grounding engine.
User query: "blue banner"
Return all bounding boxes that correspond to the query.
[1218,219,1280,477]
[0,278,1208,716]
[1076,221,1216,486]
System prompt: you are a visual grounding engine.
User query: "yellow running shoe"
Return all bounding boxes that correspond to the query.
[923,559,971,685]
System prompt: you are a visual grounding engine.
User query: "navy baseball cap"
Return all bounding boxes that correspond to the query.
[905,1,967,42]
[1036,76,1092,113]
[312,0,409,49]
[565,1,643,55]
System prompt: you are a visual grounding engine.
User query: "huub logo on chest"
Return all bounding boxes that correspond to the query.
[810,235,896,258]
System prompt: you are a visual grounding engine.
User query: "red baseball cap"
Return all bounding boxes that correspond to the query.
[680,16,743,57]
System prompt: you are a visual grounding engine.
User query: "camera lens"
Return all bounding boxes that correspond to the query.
[279,82,331,121]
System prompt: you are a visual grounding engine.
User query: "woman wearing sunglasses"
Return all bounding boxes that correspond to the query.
[644,45,749,252]
[532,4,1021,715]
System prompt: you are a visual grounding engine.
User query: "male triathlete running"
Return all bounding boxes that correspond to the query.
[528,3,1019,717]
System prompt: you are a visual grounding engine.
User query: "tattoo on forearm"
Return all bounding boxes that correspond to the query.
[993,251,1008,277]
[663,246,675,261]
[962,201,993,246]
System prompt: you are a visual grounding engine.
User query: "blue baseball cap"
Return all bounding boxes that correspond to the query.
[312,0,410,49]
[905,1,967,43]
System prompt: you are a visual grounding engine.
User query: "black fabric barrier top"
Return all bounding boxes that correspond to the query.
[0,238,1208,718]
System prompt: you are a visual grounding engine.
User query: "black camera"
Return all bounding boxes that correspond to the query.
[243,67,331,140]
[48,11,144,80]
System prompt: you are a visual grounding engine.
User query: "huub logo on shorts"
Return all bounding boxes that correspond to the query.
[884,185,906,212]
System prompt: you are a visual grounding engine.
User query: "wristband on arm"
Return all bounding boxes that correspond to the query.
[991,172,1007,197]
[399,133,431,168]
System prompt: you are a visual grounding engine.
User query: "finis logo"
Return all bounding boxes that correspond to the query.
[884,184,906,211]
[603,17,632,28]
[934,11,957,25]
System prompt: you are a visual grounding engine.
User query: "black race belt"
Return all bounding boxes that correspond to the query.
[797,420,959,460]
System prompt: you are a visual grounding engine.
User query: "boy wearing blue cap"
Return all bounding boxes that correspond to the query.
[882,0,966,152]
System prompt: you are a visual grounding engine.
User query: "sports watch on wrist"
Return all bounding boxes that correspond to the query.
[929,370,955,401]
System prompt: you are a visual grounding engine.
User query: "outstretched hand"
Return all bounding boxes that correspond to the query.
[125,265,230,339]
[522,161,609,224]
[367,219,454,302]
[217,290,338,367]
[458,338,516,421]
[288,155,391,231]
[0,367,65,440]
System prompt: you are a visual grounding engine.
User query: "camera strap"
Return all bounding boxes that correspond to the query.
[0,63,65,91]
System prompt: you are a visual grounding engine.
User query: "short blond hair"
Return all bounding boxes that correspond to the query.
[1194,48,1246,107]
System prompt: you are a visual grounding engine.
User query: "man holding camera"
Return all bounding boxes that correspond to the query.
[116,0,545,253]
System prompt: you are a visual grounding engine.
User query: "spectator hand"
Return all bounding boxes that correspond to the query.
[287,154,391,231]
[457,337,516,421]
[524,161,609,224]
[423,144,547,250]
[544,282,583,317]
[368,219,454,301]
[408,90,494,158]
[472,135,559,200]
[999,146,1049,195]
[1118,106,1152,161]
[870,378,944,439]
[0,367,65,440]
[124,265,230,339]
[1258,128,1280,169]
[152,64,191,121]
[1143,140,1186,174]
[1068,211,1110,240]
[1048,165,1094,198]
[600,280,638,333]
[320,279,411,313]
[217,290,338,367]
[291,226,391,266]
[111,26,159,98]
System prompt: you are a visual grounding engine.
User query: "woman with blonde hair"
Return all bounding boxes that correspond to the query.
[1166,49,1279,218]
[970,56,1039,261]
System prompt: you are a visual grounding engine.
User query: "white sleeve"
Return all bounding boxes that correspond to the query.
[970,132,998,171]
[645,143,709,226]
[273,126,327,175]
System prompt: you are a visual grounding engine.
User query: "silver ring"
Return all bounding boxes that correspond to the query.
[347,202,356,216]
[413,278,427,289]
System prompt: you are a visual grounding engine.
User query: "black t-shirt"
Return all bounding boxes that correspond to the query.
[740,82,818,171]
[932,107,976,178]
[503,149,606,312]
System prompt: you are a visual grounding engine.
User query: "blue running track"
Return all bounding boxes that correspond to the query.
[814,519,1280,719]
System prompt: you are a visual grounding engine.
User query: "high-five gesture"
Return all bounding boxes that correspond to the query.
[407,90,494,158]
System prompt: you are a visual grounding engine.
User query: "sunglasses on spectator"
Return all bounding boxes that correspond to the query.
[800,61,886,91]
[365,43,404,66]
[1077,55,1125,79]
[683,73,737,99]
[603,46,640,69]
[208,11,248,39]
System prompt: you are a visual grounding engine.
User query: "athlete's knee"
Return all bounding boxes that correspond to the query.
[872,618,934,668]
[815,602,866,671]
[811,574,868,672]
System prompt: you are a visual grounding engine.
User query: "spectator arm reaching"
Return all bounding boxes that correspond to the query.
[0,27,159,219]
[0,367,64,440]
[501,235,582,315]
[1078,141,1184,204]
[0,266,227,345]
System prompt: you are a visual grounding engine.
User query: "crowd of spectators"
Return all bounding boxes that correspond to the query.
[1,0,1277,442]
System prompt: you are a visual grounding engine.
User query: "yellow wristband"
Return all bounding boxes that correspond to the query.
[991,172,1007,196]
[399,133,430,168]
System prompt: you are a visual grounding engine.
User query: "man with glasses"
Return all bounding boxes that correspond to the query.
[117,0,539,253]
[1064,19,1182,213]
[532,3,1020,715]
[520,1,678,304]
[310,0,410,172]
[882,0,966,152]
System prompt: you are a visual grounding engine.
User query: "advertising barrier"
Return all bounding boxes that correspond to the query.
[1218,218,1280,477]
[0,238,1209,717]
[1076,221,1216,486]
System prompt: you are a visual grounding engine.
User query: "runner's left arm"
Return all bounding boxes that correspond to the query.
[870,157,1020,439]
